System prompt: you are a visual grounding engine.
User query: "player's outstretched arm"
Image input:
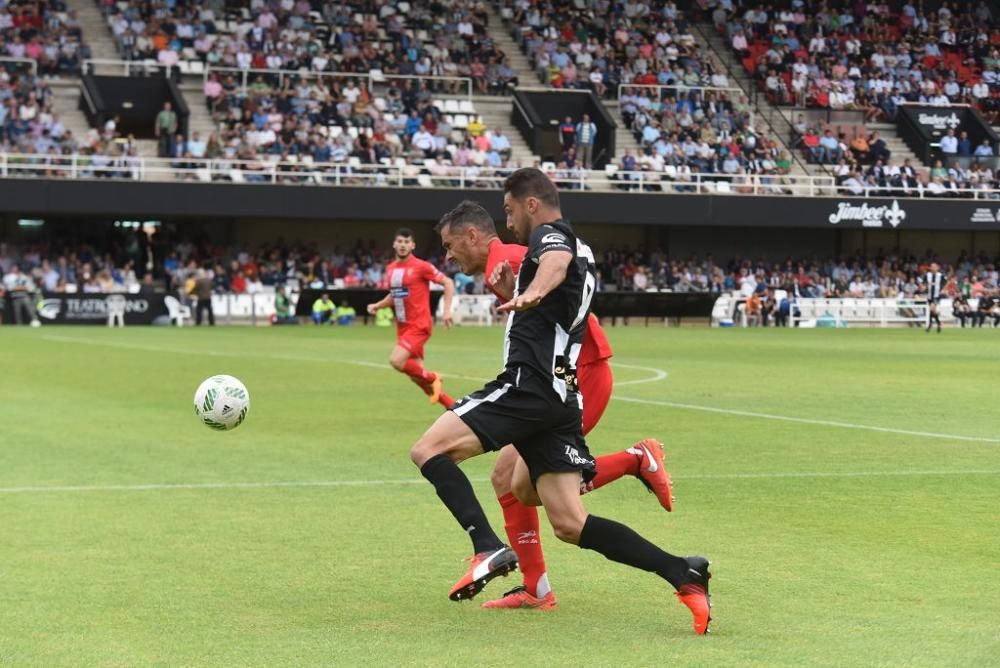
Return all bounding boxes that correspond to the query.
[498,250,572,313]
[367,292,393,315]
[435,274,455,327]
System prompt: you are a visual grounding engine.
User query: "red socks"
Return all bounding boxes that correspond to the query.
[498,492,550,597]
[401,358,436,386]
[399,358,454,408]
[584,450,640,494]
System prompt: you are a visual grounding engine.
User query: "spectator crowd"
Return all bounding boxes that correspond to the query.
[100,0,519,94]
[1,0,90,75]
[593,245,1000,303]
[3,234,998,327]
[1,62,144,176]
[197,71,521,175]
[713,0,1000,123]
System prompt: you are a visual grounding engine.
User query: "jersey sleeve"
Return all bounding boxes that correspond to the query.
[527,225,574,261]
[423,259,444,282]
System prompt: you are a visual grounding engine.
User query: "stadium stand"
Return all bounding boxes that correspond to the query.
[696,0,1000,197]
[0,60,142,176]
[97,0,517,94]
[1,0,90,75]
[715,0,998,116]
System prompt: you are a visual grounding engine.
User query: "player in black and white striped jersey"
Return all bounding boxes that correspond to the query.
[923,263,945,333]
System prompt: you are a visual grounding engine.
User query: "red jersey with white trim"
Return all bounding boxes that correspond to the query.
[485,238,612,364]
[385,255,443,331]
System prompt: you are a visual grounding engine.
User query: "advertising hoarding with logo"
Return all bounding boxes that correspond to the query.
[29,293,169,325]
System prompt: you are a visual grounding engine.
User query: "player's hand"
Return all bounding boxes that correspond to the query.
[443,313,453,329]
[366,303,378,315]
[497,291,541,313]
[489,260,515,300]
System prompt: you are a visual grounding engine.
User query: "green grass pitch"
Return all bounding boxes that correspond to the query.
[1,325,998,667]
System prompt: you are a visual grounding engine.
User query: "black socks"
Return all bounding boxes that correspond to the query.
[578,514,689,589]
[420,454,504,554]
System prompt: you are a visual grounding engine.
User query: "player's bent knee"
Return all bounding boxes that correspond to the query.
[390,356,407,371]
[511,472,540,506]
[410,413,483,467]
[490,447,517,495]
[550,516,585,544]
[490,466,511,496]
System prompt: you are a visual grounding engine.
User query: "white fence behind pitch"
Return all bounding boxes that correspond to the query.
[791,298,930,328]
[184,292,494,325]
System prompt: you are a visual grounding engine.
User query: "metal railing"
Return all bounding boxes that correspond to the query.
[9,151,995,198]
[78,58,476,99]
[203,66,474,100]
[0,57,39,76]
[82,58,175,77]
[617,83,747,102]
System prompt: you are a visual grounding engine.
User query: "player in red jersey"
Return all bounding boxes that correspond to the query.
[435,201,675,610]
[367,228,456,408]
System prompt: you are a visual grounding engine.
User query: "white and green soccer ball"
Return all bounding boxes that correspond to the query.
[194,375,250,431]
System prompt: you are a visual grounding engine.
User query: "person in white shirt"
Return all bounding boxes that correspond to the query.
[342,81,361,104]
[939,129,958,155]
[927,177,948,196]
[235,46,252,70]
[841,173,864,195]
[187,132,207,158]
[411,126,435,156]
[731,29,748,53]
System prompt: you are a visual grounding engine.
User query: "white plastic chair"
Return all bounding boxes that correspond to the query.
[164,296,191,327]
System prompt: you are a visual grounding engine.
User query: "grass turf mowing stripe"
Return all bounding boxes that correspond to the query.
[2,469,997,494]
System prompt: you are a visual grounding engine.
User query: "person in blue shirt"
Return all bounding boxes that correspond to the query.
[314,140,332,163]
[974,138,994,156]
[575,113,597,168]
[404,110,422,137]
[453,271,474,294]
[957,131,972,156]
[621,149,637,172]
[252,108,268,130]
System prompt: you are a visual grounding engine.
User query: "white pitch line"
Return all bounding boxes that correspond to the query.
[611,363,668,386]
[42,335,995,443]
[39,334,668,386]
[612,395,1000,444]
[0,478,442,494]
[2,469,998,494]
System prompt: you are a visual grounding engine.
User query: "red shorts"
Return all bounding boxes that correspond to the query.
[579,359,613,436]
[397,326,431,359]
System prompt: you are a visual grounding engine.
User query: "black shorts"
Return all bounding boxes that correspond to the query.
[452,366,596,486]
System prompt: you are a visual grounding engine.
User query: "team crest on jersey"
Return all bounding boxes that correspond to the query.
[541,232,566,244]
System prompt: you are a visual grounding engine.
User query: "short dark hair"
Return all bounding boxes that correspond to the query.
[395,227,414,239]
[434,200,497,236]
[503,167,560,209]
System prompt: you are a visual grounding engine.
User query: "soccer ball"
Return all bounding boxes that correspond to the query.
[193,375,250,431]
